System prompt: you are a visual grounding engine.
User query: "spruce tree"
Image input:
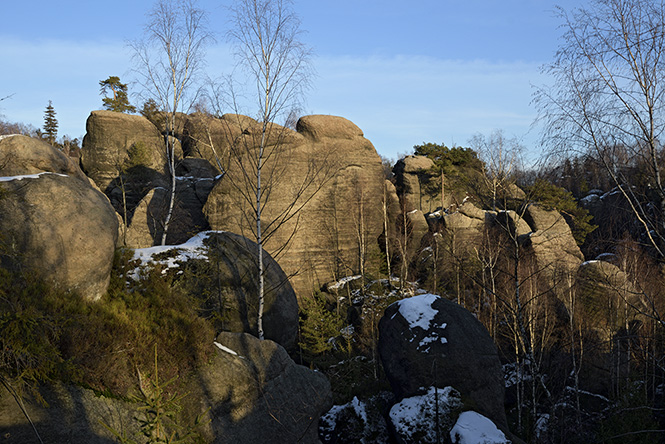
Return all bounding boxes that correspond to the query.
[43,100,58,145]
[99,76,136,113]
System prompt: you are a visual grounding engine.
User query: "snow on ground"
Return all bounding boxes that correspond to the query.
[393,293,448,351]
[327,275,363,291]
[389,386,462,443]
[0,134,19,141]
[213,341,238,356]
[0,172,67,182]
[131,231,221,279]
[450,411,509,444]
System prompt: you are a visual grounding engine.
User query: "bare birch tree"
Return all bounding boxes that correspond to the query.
[131,0,211,245]
[470,130,522,211]
[536,0,665,257]
[224,0,313,339]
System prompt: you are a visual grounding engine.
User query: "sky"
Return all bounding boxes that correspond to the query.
[0,0,585,162]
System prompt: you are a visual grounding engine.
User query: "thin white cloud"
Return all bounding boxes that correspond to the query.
[0,36,547,161]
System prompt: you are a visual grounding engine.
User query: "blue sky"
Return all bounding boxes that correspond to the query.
[0,0,583,161]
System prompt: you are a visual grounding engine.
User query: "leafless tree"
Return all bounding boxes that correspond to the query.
[535,0,665,257]
[222,0,315,339]
[130,0,212,245]
[470,130,523,211]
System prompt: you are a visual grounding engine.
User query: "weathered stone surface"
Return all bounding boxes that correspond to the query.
[393,155,439,213]
[202,115,386,299]
[522,204,584,279]
[133,231,299,350]
[0,134,88,181]
[80,110,167,191]
[123,177,214,248]
[0,173,118,301]
[202,332,332,444]
[576,260,644,334]
[296,114,364,140]
[378,294,508,433]
[0,383,139,443]
[407,209,429,255]
[1,334,332,444]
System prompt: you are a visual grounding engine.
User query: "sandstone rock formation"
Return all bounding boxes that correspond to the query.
[393,155,440,212]
[80,110,167,191]
[0,173,118,301]
[523,204,585,278]
[1,334,332,444]
[378,294,508,433]
[201,114,386,298]
[202,332,332,443]
[132,231,299,350]
[0,136,118,300]
[0,134,88,181]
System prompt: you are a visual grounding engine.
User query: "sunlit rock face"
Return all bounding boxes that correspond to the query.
[0,135,118,301]
[200,114,387,299]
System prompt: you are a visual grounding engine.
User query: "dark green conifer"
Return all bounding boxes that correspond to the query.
[99,76,136,113]
[43,100,58,145]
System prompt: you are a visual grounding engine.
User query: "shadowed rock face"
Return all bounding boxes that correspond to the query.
[201,114,387,299]
[0,173,118,301]
[0,334,332,444]
[378,294,508,434]
[0,135,118,301]
[139,231,300,350]
[202,332,332,444]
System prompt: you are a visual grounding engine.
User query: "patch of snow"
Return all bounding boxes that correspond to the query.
[0,172,68,182]
[390,386,462,442]
[580,194,599,205]
[350,397,368,424]
[0,134,20,141]
[213,341,238,356]
[130,231,222,279]
[397,293,440,330]
[595,253,617,262]
[450,411,509,444]
[580,260,599,267]
[535,414,549,440]
[328,275,362,291]
[587,189,603,195]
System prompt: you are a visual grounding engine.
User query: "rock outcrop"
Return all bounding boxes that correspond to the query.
[0,134,88,181]
[132,231,299,350]
[378,294,508,433]
[80,110,167,191]
[0,334,332,444]
[0,136,118,301]
[201,114,386,298]
[202,332,332,443]
[393,155,440,212]
[523,204,584,278]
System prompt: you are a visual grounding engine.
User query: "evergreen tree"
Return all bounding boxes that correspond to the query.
[99,76,136,113]
[43,100,58,145]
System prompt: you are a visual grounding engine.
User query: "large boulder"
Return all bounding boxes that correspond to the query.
[0,173,118,301]
[378,294,508,434]
[201,332,332,444]
[393,155,439,212]
[80,110,167,191]
[132,231,299,350]
[1,335,332,444]
[522,204,584,279]
[201,114,386,299]
[0,134,88,181]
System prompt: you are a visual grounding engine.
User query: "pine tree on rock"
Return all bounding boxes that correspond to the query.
[43,100,58,145]
[99,76,136,113]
